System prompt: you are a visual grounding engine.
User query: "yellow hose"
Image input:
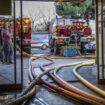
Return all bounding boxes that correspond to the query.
[73,61,105,98]
[53,61,105,103]
[91,34,96,40]
[57,88,100,105]
[15,44,95,59]
[6,43,100,105]
[6,57,37,105]
[6,58,104,105]
[27,58,101,104]
[50,56,95,59]
[34,62,101,104]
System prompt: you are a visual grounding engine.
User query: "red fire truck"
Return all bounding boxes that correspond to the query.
[49,18,94,54]
[0,18,31,53]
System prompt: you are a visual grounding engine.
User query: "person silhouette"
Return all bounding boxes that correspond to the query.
[2,24,13,64]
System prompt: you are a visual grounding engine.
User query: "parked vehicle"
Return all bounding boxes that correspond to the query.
[31,32,49,50]
[0,18,31,53]
[48,18,94,54]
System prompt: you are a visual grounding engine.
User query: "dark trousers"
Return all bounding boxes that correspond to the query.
[3,44,13,62]
[0,48,3,62]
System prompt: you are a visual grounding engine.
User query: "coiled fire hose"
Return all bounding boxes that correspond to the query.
[6,33,96,104]
[40,58,105,104]
[6,57,102,105]
[5,57,101,105]
[6,56,55,105]
[32,59,101,104]
[53,60,105,104]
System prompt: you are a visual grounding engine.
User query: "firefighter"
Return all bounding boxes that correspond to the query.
[2,24,13,64]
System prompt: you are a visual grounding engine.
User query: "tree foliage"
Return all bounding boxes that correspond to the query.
[55,0,94,19]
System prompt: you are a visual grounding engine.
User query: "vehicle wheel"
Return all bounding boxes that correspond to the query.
[54,42,59,54]
[41,44,48,50]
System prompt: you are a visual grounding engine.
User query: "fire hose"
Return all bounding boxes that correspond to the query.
[31,60,93,104]
[5,42,96,104]
[40,58,105,104]
[5,58,37,105]
[16,44,95,58]
[14,42,95,59]
[91,34,96,40]
[5,57,55,105]
[53,61,105,104]
[6,57,105,105]
[73,63,105,97]
[34,59,102,104]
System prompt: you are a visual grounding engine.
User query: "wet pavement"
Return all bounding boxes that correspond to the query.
[0,48,105,105]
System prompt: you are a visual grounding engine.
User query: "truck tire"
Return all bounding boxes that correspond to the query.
[54,42,59,54]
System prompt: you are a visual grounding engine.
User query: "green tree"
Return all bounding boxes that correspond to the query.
[55,0,94,20]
